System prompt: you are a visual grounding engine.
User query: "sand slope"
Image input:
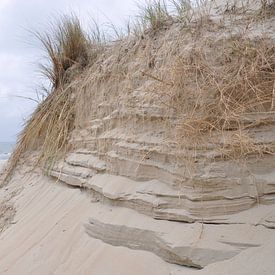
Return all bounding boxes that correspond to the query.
[1,168,275,275]
[0,171,188,275]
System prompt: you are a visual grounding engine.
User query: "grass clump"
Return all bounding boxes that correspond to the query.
[5,15,102,178]
[169,36,275,160]
[4,1,274,182]
[138,0,172,31]
[36,16,90,90]
[171,0,193,23]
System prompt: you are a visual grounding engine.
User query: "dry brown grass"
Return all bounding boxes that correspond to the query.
[35,16,91,90]
[138,0,172,31]
[5,16,104,179]
[6,84,75,178]
[168,35,275,161]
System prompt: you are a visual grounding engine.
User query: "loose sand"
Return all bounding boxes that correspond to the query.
[0,168,275,275]
[0,171,190,275]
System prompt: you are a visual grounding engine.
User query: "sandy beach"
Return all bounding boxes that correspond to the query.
[0,168,189,275]
[0,163,275,275]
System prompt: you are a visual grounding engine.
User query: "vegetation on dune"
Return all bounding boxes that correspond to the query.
[6,16,104,177]
[4,0,275,180]
[138,0,171,31]
[170,36,275,160]
[36,16,90,90]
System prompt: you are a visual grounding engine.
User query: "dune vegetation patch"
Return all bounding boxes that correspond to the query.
[168,35,275,158]
[6,16,105,177]
[5,0,275,180]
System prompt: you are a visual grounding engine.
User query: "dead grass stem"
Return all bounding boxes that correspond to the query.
[168,35,275,161]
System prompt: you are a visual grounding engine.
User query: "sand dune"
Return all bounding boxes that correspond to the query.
[1,0,275,274]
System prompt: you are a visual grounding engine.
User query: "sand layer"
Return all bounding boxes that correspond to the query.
[0,167,275,275]
[0,170,189,275]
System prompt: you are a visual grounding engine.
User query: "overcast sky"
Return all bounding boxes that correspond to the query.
[0,0,146,142]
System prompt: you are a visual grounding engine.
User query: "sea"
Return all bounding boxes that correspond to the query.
[0,142,15,160]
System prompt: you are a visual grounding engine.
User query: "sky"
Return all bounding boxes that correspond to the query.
[0,0,145,142]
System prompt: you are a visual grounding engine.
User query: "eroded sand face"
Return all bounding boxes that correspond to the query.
[0,169,275,275]
[0,172,188,275]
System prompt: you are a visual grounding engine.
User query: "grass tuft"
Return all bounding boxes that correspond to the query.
[5,15,103,179]
[171,0,193,23]
[138,0,172,31]
[35,15,90,90]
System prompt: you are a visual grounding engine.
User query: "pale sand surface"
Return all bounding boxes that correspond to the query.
[0,172,188,275]
[0,169,275,274]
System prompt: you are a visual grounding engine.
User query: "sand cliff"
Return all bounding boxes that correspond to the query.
[1,0,275,274]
